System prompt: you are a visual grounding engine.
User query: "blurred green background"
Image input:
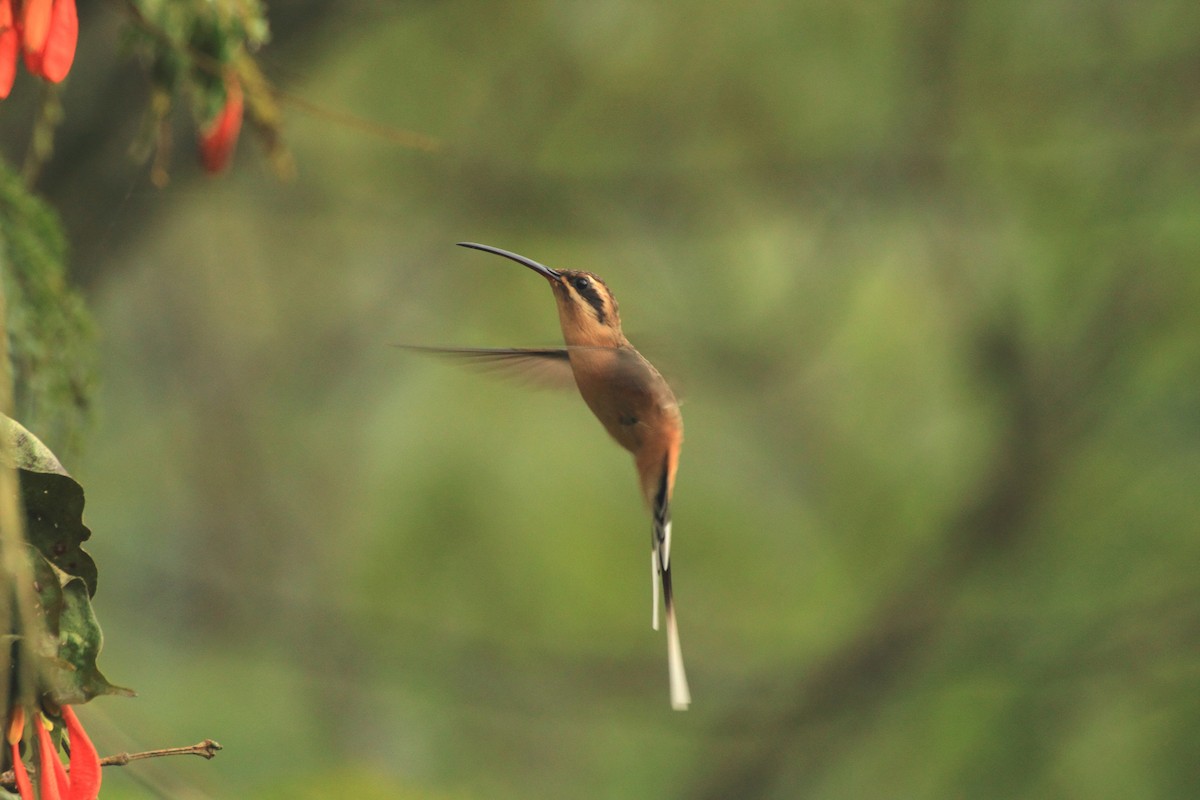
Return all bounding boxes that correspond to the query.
[8,0,1200,797]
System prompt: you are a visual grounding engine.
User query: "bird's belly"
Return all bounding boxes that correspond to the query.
[573,371,674,455]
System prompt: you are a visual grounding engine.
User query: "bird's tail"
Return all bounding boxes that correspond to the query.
[652,461,691,710]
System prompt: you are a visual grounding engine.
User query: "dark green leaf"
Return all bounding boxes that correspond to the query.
[0,415,97,595]
[45,579,134,705]
[28,544,65,639]
[0,415,131,705]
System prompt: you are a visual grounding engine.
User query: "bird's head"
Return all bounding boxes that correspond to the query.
[457,242,624,347]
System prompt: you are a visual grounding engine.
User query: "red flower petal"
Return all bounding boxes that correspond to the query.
[0,0,17,98]
[34,718,68,800]
[21,0,51,55]
[33,0,74,82]
[61,706,101,800]
[21,0,74,81]
[31,0,74,81]
[10,742,35,800]
[198,77,244,173]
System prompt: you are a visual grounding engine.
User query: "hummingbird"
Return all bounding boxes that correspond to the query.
[406,242,691,710]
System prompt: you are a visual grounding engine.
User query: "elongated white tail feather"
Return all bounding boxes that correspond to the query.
[656,517,690,709]
[665,603,691,710]
[651,455,689,708]
[662,518,672,569]
[651,550,660,631]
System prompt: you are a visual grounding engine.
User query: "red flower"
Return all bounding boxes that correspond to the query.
[7,706,34,800]
[60,708,100,800]
[0,0,76,98]
[19,0,49,54]
[6,705,102,800]
[0,0,18,98]
[34,720,68,800]
[198,76,244,173]
[22,0,76,83]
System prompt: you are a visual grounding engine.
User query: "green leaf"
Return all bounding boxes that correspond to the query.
[46,578,134,705]
[0,414,132,704]
[0,414,97,595]
[29,544,66,638]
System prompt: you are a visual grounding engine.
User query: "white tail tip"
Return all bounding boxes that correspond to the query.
[666,606,691,710]
[662,519,672,570]
[651,549,660,631]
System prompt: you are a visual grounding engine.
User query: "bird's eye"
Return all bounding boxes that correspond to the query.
[573,277,591,291]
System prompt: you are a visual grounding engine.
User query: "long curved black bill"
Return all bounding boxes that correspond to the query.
[457,242,561,280]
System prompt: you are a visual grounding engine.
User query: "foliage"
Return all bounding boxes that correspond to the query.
[0,3,287,795]
[1,414,126,799]
[122,0,288,179]
[1,413,128,701]
[0,161,93,456]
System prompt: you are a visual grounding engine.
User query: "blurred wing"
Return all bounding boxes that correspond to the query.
[398,345,577,390]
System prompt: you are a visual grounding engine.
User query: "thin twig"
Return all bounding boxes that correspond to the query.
[99,738,223,766]
[276,89,443,152]
[0,740,222,789]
